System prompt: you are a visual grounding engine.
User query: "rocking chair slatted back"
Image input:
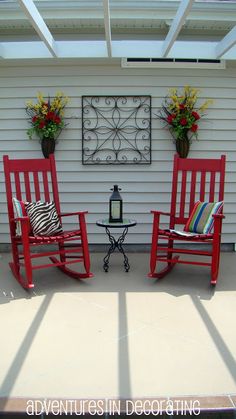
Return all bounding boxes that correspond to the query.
[4,155,61,222]
[170,155,226,226]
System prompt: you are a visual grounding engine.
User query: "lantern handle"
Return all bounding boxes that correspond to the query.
[110,187,122,191]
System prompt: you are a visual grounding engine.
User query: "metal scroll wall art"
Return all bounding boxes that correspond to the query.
[82,96,151,164]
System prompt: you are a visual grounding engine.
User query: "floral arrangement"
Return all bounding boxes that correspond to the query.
[157,85,212,141]
[26,92,69,140]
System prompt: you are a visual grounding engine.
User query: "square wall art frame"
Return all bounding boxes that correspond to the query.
[82,95,152,165]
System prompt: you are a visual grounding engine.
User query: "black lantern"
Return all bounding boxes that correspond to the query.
[109,185,123,223]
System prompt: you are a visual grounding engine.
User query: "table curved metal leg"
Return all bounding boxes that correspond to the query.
[100,225,133,272]
[103,227,116,272]
[117,227,130,272]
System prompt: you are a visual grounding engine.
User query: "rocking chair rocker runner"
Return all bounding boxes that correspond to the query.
[149,154,226,285]
[3,154,93,289]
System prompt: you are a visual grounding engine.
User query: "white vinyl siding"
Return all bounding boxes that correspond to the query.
[0,61,235,245]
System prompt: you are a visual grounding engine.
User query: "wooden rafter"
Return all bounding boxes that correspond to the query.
[103,0,112,57]
[162,0,195,58]
[215,25,236,58]
[17,0,57,57]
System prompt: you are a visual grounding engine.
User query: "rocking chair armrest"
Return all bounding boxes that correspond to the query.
[150,210,171,217]
[60,211,88,218]
[212,213,225,219]
[11,216,30,223]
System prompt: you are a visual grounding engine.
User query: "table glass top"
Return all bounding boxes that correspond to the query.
[96,218,137,228]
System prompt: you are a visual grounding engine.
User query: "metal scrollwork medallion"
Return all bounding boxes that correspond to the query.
[82,95,151,165]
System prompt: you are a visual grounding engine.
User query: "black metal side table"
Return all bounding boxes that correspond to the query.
[96,219,137,272]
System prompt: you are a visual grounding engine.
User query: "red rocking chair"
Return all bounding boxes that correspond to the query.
[149,154,226,285]
[3,154,93,289]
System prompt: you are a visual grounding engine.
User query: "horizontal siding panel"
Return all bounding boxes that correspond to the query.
[1,180,236,194]
[0,155,236,170]
[3,107,236,120]
[0,82,236,99]
[0,182,172,194]
[1,191,236,203]
[0,138,236,155]
[1,97,236,111]
[1,180,235,195]
[1,129,236,143]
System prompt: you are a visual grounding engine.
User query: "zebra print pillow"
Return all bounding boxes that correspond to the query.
[25,201,63,237]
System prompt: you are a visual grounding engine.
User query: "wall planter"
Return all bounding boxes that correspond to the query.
[41,137,56,158]
[175,131,190,158]
[157,86,213,158]
[25,92,69,158]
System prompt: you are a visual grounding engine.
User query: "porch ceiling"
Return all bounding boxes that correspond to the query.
[1,0,236,61]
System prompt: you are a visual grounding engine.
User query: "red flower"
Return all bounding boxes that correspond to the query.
[55,116,61,124]
[32,115,38,123]
[39,120,45,129]
[167,114,176,124]
[191,124,198,132]
[46,111,56,121]
[180,118,187,126]
[179,104,185,110]
[192,111,200,120]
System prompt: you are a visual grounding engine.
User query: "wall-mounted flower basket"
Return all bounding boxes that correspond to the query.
[26,92,69,158]
[157,86,213,158]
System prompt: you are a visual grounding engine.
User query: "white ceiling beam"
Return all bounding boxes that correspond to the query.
[114,40,217,59]
[103,0,112,57]
[215,26,236,58]
[17,0,57,57]
[162,0,195,58]
[1,41,107,59]
[3,39,236,60]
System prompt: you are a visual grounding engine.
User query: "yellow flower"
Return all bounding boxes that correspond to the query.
[37,92,44,104]
[199,99,213,112]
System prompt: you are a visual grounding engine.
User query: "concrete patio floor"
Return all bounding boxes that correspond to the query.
[0,250,236,417]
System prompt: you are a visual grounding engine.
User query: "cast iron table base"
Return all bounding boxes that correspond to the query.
[96,219,137,272]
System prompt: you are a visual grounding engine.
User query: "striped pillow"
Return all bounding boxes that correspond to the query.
[12,197,27,236]
[184,201,224,234]
[25,201,63,237]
